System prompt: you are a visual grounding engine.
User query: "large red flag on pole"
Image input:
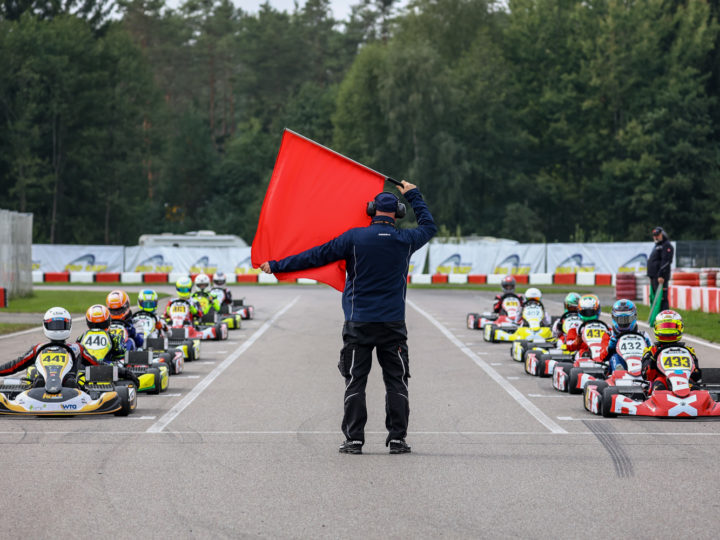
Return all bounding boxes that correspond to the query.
[251,129,386,291]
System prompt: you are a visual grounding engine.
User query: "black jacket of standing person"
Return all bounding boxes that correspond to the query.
[647,226,674,311]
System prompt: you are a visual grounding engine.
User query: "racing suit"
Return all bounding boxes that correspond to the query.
[210,286,233,307]
[113,311,144,350]
[77,328,132,363]
[131,311,169,338]
[647,235,674,311]
[192,291,220,316]
[641,341,701,391]
[603,329,652,373]
[493,293,525,317]
[268,188,437,446]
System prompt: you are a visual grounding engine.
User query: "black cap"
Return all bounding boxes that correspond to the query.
[652,227,664,236]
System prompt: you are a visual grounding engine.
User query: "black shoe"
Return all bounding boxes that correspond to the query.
[388,439,411,454]
[339,440,363,454]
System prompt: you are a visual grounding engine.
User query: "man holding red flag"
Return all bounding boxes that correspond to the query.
[260,180,436,455]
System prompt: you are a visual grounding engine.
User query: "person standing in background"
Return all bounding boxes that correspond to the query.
[647,226,674,311]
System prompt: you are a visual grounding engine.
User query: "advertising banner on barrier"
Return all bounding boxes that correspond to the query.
[123,246,256,275]
[409,243,429,275]
[32,245,125,273]
[428,243,545,275]
[546,242,676,274]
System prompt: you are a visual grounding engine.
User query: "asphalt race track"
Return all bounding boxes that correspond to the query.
[2,285,720,539]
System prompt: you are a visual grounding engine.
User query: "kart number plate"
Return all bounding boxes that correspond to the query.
[617,334,645,359]
[658,348,694,372]
[39,351,69,366]
[583,323,607,344]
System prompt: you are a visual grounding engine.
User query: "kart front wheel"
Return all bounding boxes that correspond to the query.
[114,385,135,416]
[601,387,620,418]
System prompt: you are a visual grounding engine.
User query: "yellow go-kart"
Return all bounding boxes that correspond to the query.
[484,302,553,343]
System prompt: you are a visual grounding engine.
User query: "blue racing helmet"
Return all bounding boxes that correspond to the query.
[611,299,637,333]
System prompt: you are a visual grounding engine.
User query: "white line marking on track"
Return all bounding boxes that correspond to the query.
[214,351,229,354]
[491,362,502,366]
[183,375,201,379]
[131,416,157,420]
[529,394,565,398]
[161,393,182,397]
[198,361,216,364]
[557,416,574,420]
[507,376,520,380]
[408,299,567,434]
[146,296,300,433]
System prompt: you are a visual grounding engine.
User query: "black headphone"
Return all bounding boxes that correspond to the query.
[366,193,407,219]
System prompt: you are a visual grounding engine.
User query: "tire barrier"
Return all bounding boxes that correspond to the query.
[615,273,636,300]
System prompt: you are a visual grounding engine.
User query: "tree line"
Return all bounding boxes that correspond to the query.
[1,0,718,245]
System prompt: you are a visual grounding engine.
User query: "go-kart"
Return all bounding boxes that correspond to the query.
[565,332,647,396]
[166,299,228,341]
[551,320,609,392]
[484,301,552,343]
[594,347,720,418]
[93,326,170,394]
[121,350,169,394]
[210,287,254,321]
[0,345,136,416]
[583,334,648,414]
[511,312,582,363]
[195,293,241,331]
[131,312,185,374]
[467,294,522,331]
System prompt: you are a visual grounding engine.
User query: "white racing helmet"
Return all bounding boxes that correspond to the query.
[525,288,542,302]
[43,307,72,341]
[212,271,226,286]
[195,273,211,291]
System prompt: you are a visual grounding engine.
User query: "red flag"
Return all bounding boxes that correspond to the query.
[251,130,385,291]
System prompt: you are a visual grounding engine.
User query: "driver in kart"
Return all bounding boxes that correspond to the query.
[0,307,139,388]
[564,294,604,357]
[132,289,169,337]
[551,292,581,342]
[107,290,144,350]
[192,273,221,315]
[517,287,551,327]
[641,310,701,392]
[492,275,525,314]
[602,300,651,374]
[163,276,204,325]
[78,304,135,362]
[211,271,234,307]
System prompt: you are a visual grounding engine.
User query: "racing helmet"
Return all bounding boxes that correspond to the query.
[564,292,581,313]
[106,290,131,320]
[176,276,193,298]
[525,287,542,302]
[195,273,211,291]
[43,307,72,341]
[212,271,226,287]
[86,304,111,330]
[654,310,683,343]
[137,289,159,312]
[611,299,637,333]
[578,294,601,321]
[501,275,516,293]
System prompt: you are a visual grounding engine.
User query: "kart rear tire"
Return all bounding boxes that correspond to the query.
[583,380,608,412]
[184,340,196,361]
[114,385,134,416]
[148,367,162,395]
[601,387,620,418]
[568,367,585,395]
[467,313,479,330]
[484,325,496,342]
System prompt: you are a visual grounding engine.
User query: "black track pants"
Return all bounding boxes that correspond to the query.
[338,321,409,445]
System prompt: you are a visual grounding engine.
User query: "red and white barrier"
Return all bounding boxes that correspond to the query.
[642,284,720,314]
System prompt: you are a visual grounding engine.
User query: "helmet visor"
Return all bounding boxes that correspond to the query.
[44,318,70,331]
[177,286,191,294]
[109,306,127,317]
[614,314,634,328]
[579,307,598,319]
[138,299,158,310]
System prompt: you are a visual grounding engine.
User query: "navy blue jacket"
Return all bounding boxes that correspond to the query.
[269,188,437,322]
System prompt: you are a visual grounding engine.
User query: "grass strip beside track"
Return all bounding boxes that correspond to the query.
[0,323,37,335]
[5,290,170,314]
